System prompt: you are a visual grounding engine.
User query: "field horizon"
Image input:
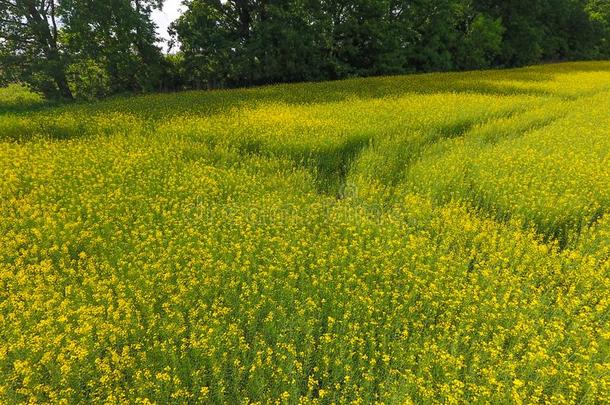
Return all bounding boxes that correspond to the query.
[2,61,610,403]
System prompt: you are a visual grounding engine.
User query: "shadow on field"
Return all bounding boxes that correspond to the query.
[306,137,372,197]
[11,62,610,125]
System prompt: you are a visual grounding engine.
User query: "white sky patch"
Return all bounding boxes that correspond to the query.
[152,0,184,52]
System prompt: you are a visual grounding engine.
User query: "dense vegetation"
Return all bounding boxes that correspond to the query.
[3,0,610,98]
[173,0,610,87]
[2,61,610,402]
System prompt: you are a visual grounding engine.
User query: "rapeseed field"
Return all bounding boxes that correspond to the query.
[2,61,610,403]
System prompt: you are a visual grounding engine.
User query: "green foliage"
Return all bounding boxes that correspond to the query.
[3,0,610,98]
[455,14,505,70]
[0,0,166,100]
[0,0,73,99]
[60,0,167,94]
[0,83,44,112]
[173,0,610,88]
[587,0,610,55]
[67,60,111,101]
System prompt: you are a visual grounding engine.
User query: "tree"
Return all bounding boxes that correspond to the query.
[173,0,324,87]
[318,0,406,77]
[174,0,421,86]
[453,12,504,70]
[171,0,235,88]
[0,0,167,99]
[60,0,167,93]
[0,0,73,99]
[472,0,601,66]
[586,0,610,56]
[5,0,610,98]
[245,0,330,84]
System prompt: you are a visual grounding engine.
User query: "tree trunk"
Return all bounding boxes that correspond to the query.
[52,67,74,100]
[24,0,74,99]
[46,48,74,100]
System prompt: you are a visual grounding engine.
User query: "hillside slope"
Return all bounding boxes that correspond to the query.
[2,62,610,403]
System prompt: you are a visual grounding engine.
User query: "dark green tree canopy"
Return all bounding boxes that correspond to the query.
[2,0,610,98]
[172,0,610,89]
[0,0,73,98]
[0,0,166,99]
[60,0,166,93]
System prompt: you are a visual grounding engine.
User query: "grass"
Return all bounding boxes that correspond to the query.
[0,84,44,113]
[2,61,610,403]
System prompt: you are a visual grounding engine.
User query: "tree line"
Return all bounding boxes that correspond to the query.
[2,0,610,100]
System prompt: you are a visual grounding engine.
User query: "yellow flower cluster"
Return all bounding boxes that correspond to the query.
[1,61,610,403]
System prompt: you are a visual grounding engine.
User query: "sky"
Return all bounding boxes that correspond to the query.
[152,0,184,51]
